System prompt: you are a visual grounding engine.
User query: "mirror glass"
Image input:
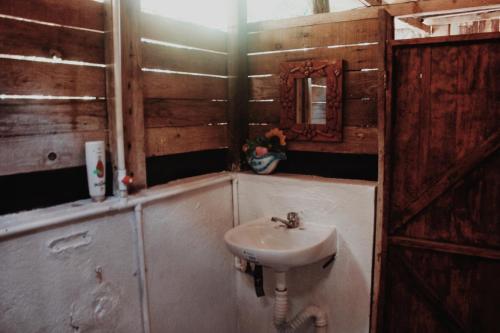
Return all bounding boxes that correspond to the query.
[294,77,326,125]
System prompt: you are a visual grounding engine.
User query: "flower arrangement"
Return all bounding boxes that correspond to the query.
[242,128,287,174]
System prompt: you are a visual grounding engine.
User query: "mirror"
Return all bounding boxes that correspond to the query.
[294,77,327,125]
[280,60,343,142]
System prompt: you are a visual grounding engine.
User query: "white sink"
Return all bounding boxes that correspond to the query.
[224,217,337,271]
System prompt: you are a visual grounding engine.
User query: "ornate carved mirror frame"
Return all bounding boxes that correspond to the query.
[279,60,343,142]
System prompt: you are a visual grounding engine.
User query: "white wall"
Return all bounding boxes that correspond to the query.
[236,173,376,333]
[0,209,144,333]
[0,173,237,333]
[143,181,237,333]
[0,172,376,333]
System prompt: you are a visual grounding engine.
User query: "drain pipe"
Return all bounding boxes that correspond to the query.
[111,0,129,198]
[274,272,328,333]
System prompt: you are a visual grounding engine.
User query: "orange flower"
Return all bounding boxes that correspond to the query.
[265,128,286,146]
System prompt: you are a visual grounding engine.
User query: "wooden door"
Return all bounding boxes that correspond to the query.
[381,33,500,333]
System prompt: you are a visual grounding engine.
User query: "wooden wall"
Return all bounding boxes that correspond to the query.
[0,0,107,176]
[380,33,500,333]
[140,14,229,157]
[245,10,391,154]
[0,3,230,181]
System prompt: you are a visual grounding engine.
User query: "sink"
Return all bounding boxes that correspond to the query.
[224,217,337,271]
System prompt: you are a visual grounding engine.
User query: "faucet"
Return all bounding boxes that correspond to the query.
[271,212,300,229]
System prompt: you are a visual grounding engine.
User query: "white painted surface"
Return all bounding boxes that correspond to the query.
[236,173,376,333]
[0,211,143,333]
[0,173,236,333]
[143,182,237,333]
[0,172,375,333]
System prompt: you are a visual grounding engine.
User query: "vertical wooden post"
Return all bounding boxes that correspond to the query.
[105,0,147,193]
[371,9,394,333]
[226,0,249,171]
[312,0,330,14]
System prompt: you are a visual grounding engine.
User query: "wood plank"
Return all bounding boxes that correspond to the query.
[249,99,377,127]
[249,71,378,99]
[360,0,381,5]
[0,0,104,31]
[146,126,228,156]
[399,17,431,34]
[247,8,379,32]
[143,72,228,100]
[142,42,227,76]
[390,236,500,260]
[248,44,380,74]
[0,17,104,64]
[390,32,500,46]
[247,0,500,33]
[389,250,468,333]
[249,125,378,154]
[141,13,227,52]
[226,0,249,170]
[0,59,105,97]
[144,99,227,127]
[385,0,500,18]
[0,131,107,176]
[0,100,106,136]
[390,46,427,212]
[390,132,500,234]
[248,18,380,53]
[372,9,393,333]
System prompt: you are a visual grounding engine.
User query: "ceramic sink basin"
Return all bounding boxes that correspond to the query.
[224,217,337,271]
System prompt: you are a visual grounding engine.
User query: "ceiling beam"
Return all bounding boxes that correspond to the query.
[423,9,500,25]
[399,17,431,33]
[358,0,382,6]
[313,0,330,14]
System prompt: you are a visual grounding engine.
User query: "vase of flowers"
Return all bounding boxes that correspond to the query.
[242,128,287,175]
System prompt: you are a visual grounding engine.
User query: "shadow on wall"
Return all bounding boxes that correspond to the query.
[146,149,228,186]
[0,163,114,215]
[274,152,378,181]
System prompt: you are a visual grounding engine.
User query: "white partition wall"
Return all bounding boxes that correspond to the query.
[236,173,377,333]
[0,172,376,333]
[0,211,144,332]
[142,181,237,333]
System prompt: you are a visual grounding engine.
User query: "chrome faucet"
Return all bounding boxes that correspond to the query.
[271,212,300,229]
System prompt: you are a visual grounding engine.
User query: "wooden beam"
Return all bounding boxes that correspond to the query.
[390,31,500,46]
[105,0,147,193]
[385,0,500,17]
[247,0,500,32]
[226,0,249,170]
[390,236,500,260]
[371,9,393,333]
[359,0,382,6]
[390,131,500,234]
[390,250,468,333]
[313,0,330,14]
[399,17,431,33]
[423,9,500,25]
